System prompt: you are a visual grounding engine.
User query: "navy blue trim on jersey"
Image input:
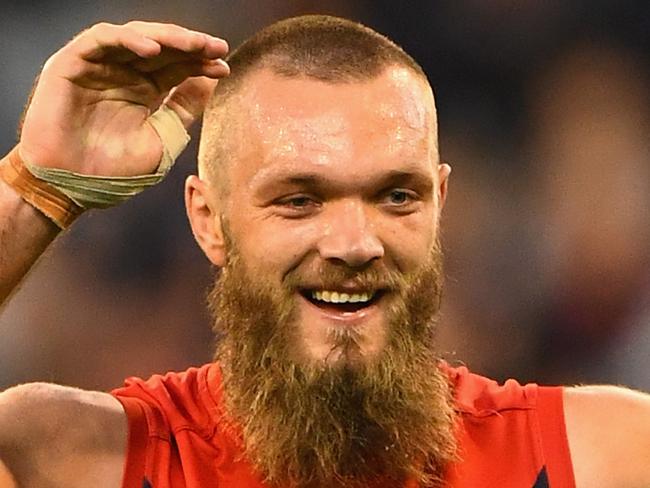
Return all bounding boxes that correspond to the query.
[532,467,549,487]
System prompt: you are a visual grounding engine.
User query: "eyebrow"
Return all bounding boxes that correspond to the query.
[253,167,434,198]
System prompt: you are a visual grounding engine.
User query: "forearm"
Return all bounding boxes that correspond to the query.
[0,154,60,306]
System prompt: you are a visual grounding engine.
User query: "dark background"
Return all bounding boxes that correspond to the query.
[1,1,649,392]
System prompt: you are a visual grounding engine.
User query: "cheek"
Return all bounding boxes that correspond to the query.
[380,211,438,272]
[231,212,322,278]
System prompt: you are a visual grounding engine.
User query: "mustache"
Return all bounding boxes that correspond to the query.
[283,260,407,293]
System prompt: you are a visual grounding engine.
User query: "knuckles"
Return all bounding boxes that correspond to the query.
[82,21,119,41]
[36,20,225,93]
[41,49,87,79]
[90,21,117,32]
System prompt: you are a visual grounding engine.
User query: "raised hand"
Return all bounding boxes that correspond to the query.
[19,21,229,177]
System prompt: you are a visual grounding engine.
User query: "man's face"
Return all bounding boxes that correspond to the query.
[219,66,448,368]
[198,66,455,486]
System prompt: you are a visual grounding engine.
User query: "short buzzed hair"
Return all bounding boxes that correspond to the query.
[223,14,425,85]
[199,15,429,188]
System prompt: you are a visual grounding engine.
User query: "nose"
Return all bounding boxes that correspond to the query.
[317,200,384,267]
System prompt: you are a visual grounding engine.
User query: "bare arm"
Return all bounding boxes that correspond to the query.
[0,21,228,309]
[564,385,650,488]
[0,383,127,488]
[0,176,59,305]
[0,20,230,485]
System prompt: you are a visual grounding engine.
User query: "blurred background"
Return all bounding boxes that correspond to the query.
[1,0,649,392]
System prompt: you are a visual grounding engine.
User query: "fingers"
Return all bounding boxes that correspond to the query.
[129,46,220,73]
[124,21,228,59]
[73,21,228,64]
[163,77,219,129]
[69,59,225,111]
[49,20,230,107]
[149,58,229,93]
[65,62,158,103]
[72,22,162,62]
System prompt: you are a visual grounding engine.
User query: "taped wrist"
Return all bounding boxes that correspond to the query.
[22,105,190,209]
[0,146,83,229]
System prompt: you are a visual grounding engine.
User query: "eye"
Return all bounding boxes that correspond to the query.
[385,189,418,205]
[387,189,411,205]
[285,196,314,208]
[274,194,321,217]
[381,188,420,214]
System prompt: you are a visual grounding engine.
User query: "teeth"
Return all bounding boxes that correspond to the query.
[310,290,375,304]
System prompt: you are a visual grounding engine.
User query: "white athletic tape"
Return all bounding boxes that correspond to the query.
[23,105,191,209]
[147,104,191,174]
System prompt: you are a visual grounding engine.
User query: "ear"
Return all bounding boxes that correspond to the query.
[437,162,451,210]
[185,175,226,267]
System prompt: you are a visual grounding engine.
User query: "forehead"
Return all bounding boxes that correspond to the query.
[229,66,438,185]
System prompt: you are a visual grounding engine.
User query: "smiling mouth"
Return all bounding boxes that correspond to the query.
[300,289,384,314]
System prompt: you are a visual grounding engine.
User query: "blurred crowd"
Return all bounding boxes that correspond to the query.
[1,0,649,392]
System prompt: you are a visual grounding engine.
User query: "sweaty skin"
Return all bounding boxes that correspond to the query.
[209,67,446,366]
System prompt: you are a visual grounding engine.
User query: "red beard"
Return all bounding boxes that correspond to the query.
[209,241,456,487]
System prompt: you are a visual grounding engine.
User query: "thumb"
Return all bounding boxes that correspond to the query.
[163,76,219,129]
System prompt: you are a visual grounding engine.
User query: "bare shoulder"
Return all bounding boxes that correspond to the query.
[564,385,650,488]
[0,382,126,488]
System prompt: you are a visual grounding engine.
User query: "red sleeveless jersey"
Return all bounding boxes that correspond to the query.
[111,363,575,488]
